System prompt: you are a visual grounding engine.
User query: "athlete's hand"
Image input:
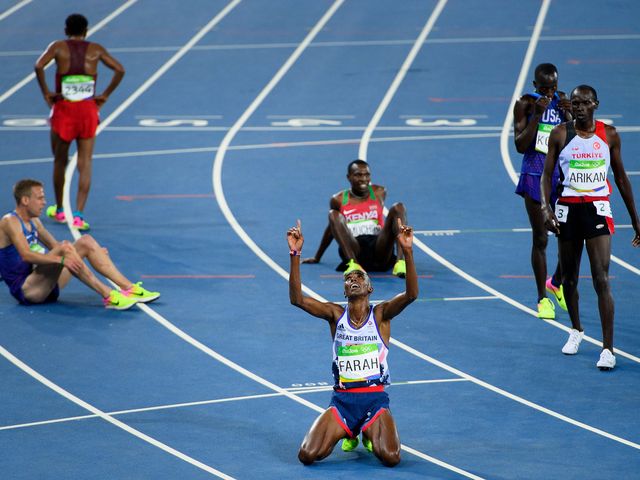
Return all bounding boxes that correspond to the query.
[287,220,304,252]
[558,97,572,114]
[396,218,413,250]
[43,92,57,108]
[94,94,108,108]
[534,96,551,116]
[542,206,560,234]
[632,222,640,248]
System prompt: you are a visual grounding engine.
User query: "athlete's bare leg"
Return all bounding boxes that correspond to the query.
[50,131,71,209]
[298,408,348,465]
[362,409,401,467]
[75,137,95,213]
[375,202,406,263]
[73,235,133,291]
[559,238,585,332]
[22,241,110,302]
[524,195,561,300]
[328,209,360,260]
[585,235,614,351]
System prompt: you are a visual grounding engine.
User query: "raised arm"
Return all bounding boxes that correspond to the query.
[514,95,546,153]
[376,219,418,322]
[607,126,640,247]
[288,220,342,321]
[301,195,341,264]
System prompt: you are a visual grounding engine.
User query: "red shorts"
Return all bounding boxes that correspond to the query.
[49,99,99,142]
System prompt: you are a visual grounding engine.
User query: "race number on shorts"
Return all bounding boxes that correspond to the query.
[554,204,569,223]
[593,200,613,218]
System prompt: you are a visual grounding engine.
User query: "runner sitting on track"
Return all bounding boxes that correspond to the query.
[302,159,408,277]
[288,218,417,466]
[541,85,640,370]
[0,179,159,310]
[34,13,125,231]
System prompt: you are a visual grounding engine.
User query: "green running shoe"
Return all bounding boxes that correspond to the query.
[343,259,364,276]
[124,282,160,303]
[46,205,66,223]
[362,437,373,453]
[545,277,567,311]
[341,437,359,452]
[103,290,137,310]
[392,259,406,278]
[537,297,555,320]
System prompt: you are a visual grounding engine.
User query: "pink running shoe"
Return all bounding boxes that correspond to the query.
[72,216,90,231]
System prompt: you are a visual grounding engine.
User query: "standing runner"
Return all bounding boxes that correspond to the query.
[514,63,572,319]
[288,219,417,466]
[541,85,640,370]
[35,13,125,231]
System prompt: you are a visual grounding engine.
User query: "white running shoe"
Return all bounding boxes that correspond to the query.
[561,329,584,355]
[596,349,616,371]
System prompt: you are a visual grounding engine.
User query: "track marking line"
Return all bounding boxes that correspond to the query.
[0,0,31,22]
[497,0,639,276]
[0,346,235,479]
[0,0,139,105]
[210,0,484,477]
[0,378,467,432]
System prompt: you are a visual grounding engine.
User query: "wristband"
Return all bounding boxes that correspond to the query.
[60,255,65,266]
[289,250,300,257]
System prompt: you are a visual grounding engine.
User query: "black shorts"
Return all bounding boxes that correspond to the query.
[337,235,396,272]
[555,199,615,241]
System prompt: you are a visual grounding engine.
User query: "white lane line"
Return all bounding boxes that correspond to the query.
[7,2,245,477]
[0,132,500,167]
[61,0,243,235]
[499,0,551,185]
[353,0,640,452]
[3,32,640,57]
[0,0,139,105]
[0,378,467,432]
[210,1,483,477]
[0,0,31,22]
[0,346,235,479]
[498,0,640,276]
[390,338,640,450]
[358,0,448,160]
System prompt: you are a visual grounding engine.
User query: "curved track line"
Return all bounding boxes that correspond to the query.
[0,0,139,105]
[62,0,243,234]
[348,0,639,450]
[358,0,448,160]
[497,0,640,276]
[4,2,244,476]
[209,0,640,474]
[498,0,640,343]
[0,346,235,479]
[210,1,483,477]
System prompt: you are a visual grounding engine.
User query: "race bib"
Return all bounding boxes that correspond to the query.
[567,159,608,194]
[535,123,554,154]
[554,204,569,223]
[61,75,95,101]
[347,221,381,237]
[593,200,612,218]
[337,344,380,381]
[29,241,45,254]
